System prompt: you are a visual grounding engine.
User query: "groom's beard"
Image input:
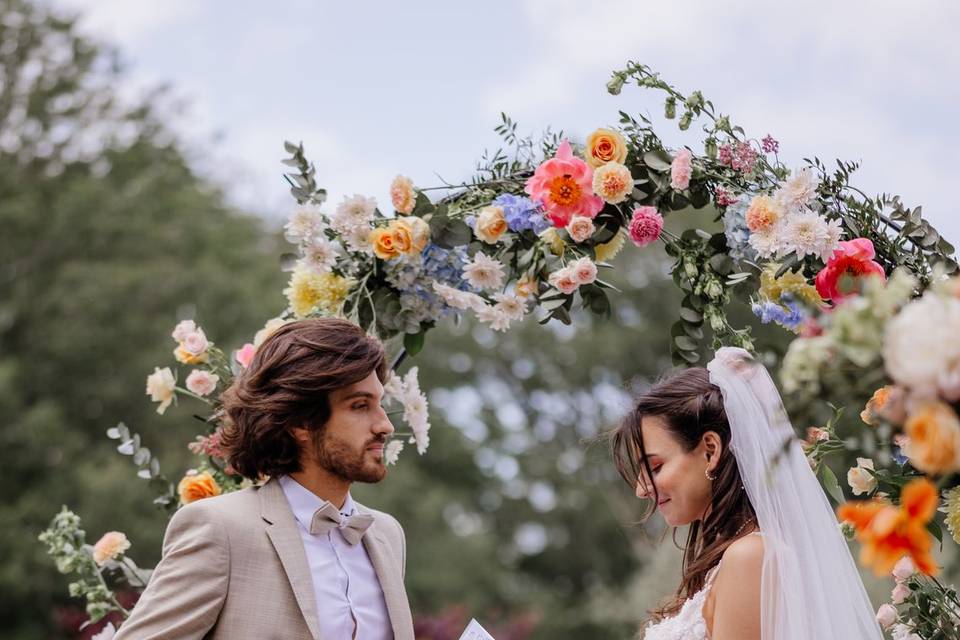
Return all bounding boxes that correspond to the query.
[313,431,387,484]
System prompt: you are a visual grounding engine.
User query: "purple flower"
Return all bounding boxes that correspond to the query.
[752,299,806,330]
[493,194,549,234]
[761,135,779,154]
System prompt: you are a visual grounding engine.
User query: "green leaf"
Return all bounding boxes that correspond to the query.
[674,335,698,351]
[403,331,426,357]
[679,307,703,324]
[643,149,672,172]
[819,464,845,505]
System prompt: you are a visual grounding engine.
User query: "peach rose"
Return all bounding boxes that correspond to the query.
[253,317,290,348]
[403,216,431,252]
[92,531,131,566]
[181,329,209,356]
[173,344,209,365]
[389,219,415,255]
[515,274,538,299]
[744,195,783,233]
[592,162,633,204]
[178,470,222,505]
[572,257,598,285]
[585,128,628,168]
[565,216,596,244]
[475,205,508,244]
[548,267,580,295]
[904,401,960,475]
[390,175,416,214]
[861,386,891,426]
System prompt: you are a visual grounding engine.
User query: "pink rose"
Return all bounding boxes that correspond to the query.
[565,216,596,243]
[171,319,197,342]
[628,206,663,247]
[185,369,220,397]
[235,343,256,368]
[891,582,910,604]
[876,604,898,629]
[181,328,209,356]
[572,257,598,285]
[892,556,916,582]
[670,148,693,190]
[548,267,580,295]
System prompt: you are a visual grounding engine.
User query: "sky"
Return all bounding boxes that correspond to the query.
[52,0,960,246]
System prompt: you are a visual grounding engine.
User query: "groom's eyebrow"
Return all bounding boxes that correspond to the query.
[341,391,381,402]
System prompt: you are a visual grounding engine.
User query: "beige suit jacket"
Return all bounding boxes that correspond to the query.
[114,478,414,640]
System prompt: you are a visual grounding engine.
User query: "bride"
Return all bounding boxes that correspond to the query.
[611,347,884,640]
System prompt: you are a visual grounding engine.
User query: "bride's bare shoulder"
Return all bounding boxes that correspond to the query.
[720,533,765,571]
[707,534,764,639]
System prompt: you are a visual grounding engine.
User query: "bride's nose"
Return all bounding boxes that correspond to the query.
[636,478,652,499]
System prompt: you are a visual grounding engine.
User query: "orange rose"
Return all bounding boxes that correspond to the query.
[860,386,891,426]
[585,128,628,168]
[178,470,222,505]
[401,216,431,252]
[904,401,960,475]
[515,274,538,299]
[837,478,938,576]
[389,219,415,255]
[370,227,400,260]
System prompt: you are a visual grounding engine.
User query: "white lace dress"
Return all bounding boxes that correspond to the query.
[641,563,720,640]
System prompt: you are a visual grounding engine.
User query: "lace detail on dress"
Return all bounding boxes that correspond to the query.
[642,564,720,640]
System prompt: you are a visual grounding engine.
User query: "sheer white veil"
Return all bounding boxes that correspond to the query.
[707,347,882,640]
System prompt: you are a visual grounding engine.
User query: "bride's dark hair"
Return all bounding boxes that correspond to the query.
[611,367,756,621]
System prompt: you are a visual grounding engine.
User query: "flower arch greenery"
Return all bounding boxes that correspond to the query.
[42,61,960,637]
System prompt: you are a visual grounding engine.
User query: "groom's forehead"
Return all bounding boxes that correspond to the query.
[331,374,384,401]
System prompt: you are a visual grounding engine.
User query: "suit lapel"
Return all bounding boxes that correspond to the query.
[259,478,321,640]
[361,515,413,639]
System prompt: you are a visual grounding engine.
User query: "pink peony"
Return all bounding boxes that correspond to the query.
[814,238,886,302]
[628,206,664,247]
[235,343,256,368]
[572,257,598,285]
[525,140,604,228]
[670,148,693,190]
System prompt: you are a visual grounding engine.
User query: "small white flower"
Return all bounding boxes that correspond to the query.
[285,204,326,245]
[462,252,506,291]
[333,194,377,224]
[299,238,340,274]
[847,457,877,496]
[146,367,176,415]
[748,224,786,258]
[476,303,512,331]
[775,166,820,212]
[493,292,527,321]
[782,210,840,261]
[384,440,404,465]
[433,282,486,312]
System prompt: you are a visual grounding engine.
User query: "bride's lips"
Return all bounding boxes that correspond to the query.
[657,498,671,508]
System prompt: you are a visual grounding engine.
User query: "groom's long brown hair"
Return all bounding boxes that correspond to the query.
[611,367,756,622]
[220,318,387,480]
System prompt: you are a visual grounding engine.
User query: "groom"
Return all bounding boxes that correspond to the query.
[116,318,414,639]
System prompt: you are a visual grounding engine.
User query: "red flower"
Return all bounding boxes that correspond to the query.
[814,238,885,301]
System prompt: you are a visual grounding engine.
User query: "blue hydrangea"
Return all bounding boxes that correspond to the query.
[751,299,806,331]
[723,195,758,263]
[384,243,471,323]
[493,194,550,234]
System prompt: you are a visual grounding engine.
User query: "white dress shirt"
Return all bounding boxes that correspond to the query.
[279,475,392,640]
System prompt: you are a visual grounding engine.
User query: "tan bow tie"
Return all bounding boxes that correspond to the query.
[309,502,374,545]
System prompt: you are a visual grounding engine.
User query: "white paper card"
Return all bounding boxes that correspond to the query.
[459,618,496,640]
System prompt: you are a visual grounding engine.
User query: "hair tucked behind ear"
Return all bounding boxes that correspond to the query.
[611,367,756,621]
[219,318,387,480]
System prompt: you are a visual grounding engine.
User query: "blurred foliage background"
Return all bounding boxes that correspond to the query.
[2,1,937,638]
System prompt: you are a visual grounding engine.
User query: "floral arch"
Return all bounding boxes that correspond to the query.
[41,62,960,637]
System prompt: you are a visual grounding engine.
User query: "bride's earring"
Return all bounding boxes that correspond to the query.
[705,468,716,481]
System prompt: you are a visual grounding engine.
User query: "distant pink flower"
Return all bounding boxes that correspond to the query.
[525,140,604,228]
[762,135,780,154]
[815,238,886,302]
[714,187,738,207]
[93,531,130,566]
[235,343,256,368]
[390,175,416,214]
[670,148,693,190]
[181,329,209,356]
[719,141,758,173]
[628,206,663,247]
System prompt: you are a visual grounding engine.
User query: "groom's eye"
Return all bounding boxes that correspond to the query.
[352,403,368,411]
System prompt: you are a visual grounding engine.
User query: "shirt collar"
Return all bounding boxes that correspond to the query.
[278,475,355,531]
